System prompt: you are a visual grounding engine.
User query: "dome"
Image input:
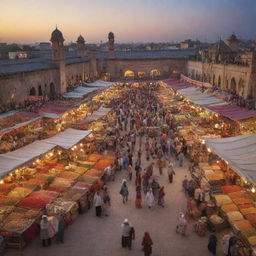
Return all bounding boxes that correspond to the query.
[227,33,239,42]
[108,32,114,40]
[50,28,64,42]
[77,35,85,44]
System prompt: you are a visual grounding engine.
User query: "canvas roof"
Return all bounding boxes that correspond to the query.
[206,134,256,185]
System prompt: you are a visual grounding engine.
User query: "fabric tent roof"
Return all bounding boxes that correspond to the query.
[163,79,192,90]
[63,87,99,98]
[206,134,256,185]
[206,104,256,121]
[0,128,91,177]
[0,141,55,177]
[177,87,225,106]
[76,106,111,124]
[85,80,114,87]
[43,128,91,149]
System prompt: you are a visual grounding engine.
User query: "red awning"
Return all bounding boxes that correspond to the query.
[207,104,256,121]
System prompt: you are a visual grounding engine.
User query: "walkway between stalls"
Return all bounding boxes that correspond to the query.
[6,135,226,256]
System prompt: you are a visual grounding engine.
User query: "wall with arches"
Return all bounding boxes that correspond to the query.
[187,60,250,98]
[0,68,58,107]
[98,58,185,80]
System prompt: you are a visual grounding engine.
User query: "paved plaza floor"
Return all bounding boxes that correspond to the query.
[6,138,227,256]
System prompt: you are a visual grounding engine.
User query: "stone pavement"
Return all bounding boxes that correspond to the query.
[6,138,227,256]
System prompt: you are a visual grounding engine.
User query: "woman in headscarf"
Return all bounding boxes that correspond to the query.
[135,186,142,208]
[120,179,129,204]
[176,213,187,236]
[158,186,165,207]
[141,232,153,256]
[146,188,154,209]
[208,231,217,255]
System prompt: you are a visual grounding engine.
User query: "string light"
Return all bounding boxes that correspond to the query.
[252,187,255,193]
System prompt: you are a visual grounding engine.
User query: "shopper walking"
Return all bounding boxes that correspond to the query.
[103,186,111,216]
[168,161,175,183]
[40,215,51,247]
[141,232,153,256]
[93,191,103,217]
[56,214,65,243]
[208,232,218,255]
[120,179,129,204]
[121,219,132,249]
[146,188,154,209]
[158,186,165,207]
[135,186,142,208]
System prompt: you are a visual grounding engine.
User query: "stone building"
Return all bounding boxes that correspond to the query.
[187,36,256,100]
[0,28,196,109]
[2,29,255,109]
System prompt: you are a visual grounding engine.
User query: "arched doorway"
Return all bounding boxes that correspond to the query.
[230,78,237,93]
[138,72,146,79]
[212,74,216,86]
[49,83,55,99]
[38,85,43,96]
[218,76,221,88]
[150,69,161,79]
[238,78,245,96]
[29,87,36,96]
[124,70,135,79]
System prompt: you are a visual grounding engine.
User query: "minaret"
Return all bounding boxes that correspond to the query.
[108,32,115,58]
[77,35,86,58]
[50,27,66,94]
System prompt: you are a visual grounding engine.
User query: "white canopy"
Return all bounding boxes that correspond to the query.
[0,128,91,177]
[77,107,111,124]
[85,80,115,87]
[43,128,91,149]
[0,141,55,177]
[206,134,256,185]
[63,87,99,98]
[177,87,225,106]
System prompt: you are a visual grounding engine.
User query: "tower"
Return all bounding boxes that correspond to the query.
[108,32,115,58]
[50,27,66,94]
[77,35,86,58]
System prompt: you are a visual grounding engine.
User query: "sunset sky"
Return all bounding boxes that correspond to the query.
[0,0,255,44]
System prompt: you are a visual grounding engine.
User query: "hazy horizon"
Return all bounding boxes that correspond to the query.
[0,0,255,44]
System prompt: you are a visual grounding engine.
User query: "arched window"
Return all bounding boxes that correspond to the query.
[38,85,43,96]
[138,71,146,79]
[124,70,135,78]
[29,87,36,96]
[218,76,221,88]
[230,78,237,93]
[49,83,55,99]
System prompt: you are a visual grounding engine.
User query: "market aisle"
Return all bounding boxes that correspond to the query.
[6,149,224,256]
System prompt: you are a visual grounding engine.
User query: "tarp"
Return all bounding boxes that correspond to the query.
[163,79,192,90]
[76,106,111,124]
[43,128,91,149]
[0,116,42,136]
[206,134,256,185]
[206,104,256,121]
[63,87,99,98]
[0,141,55,177]
[177,87,225,106]
[0,128,92,177]
[85,80,115,87]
